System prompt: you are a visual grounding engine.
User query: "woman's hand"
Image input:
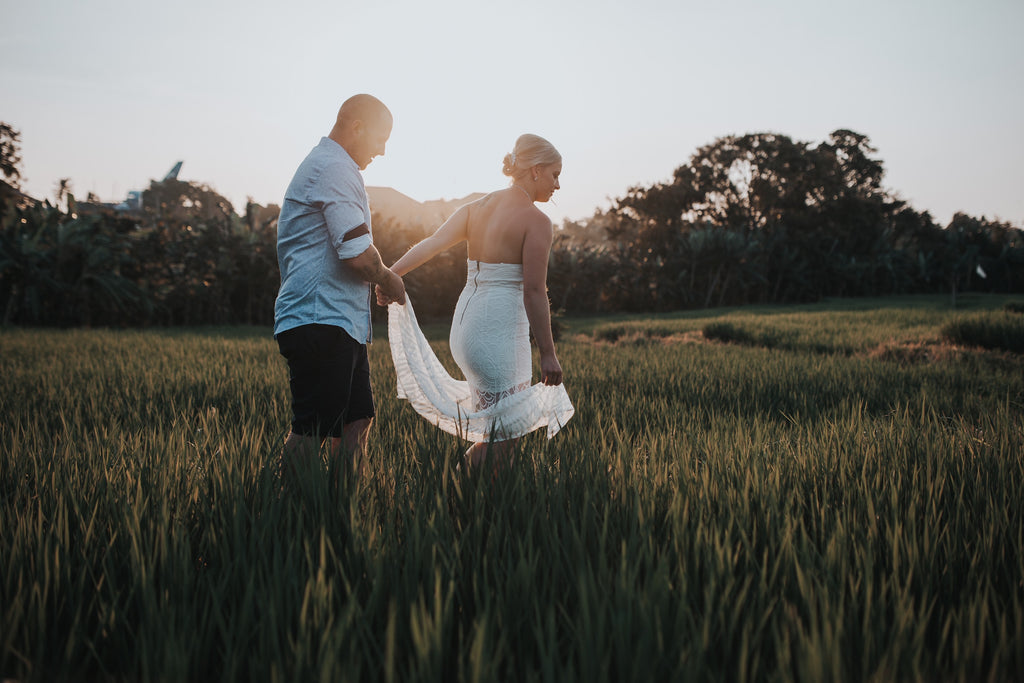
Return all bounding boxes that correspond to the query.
[540,354,563,386]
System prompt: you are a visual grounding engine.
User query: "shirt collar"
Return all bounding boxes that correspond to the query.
[321,136,358,171]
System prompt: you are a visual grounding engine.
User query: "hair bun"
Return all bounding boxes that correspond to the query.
[501,152,517,177]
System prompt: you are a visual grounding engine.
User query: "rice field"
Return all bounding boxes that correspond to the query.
[2,295,1023,682]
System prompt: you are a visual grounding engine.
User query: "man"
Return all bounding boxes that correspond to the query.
[274,94,405,477]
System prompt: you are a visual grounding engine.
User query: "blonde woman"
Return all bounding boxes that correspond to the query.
[380,134,574,469]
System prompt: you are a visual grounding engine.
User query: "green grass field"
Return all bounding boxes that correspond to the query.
[2,295,1023,682]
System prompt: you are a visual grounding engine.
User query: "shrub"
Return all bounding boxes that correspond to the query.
[1004,302,1024,314]
[702,321,756,346]
[941,313,1024,353]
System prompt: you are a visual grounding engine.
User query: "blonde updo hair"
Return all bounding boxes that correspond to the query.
[502,134,561,179]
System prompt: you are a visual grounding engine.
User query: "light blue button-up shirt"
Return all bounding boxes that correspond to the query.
[274,137,375,342]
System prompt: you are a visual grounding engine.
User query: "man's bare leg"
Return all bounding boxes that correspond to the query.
[281,432,323,490]
[330,417,372,478]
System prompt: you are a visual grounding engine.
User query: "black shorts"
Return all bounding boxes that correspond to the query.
[276,324,375,438]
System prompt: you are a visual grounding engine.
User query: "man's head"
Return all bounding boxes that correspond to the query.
[329,94,393,170]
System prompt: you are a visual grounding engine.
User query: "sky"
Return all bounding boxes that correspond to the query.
[3,0,1023,228]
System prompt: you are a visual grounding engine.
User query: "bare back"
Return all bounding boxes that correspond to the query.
[464,190,546,264]
[386,180,563,391]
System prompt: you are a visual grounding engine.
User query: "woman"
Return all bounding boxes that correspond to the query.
[379,134,574,468]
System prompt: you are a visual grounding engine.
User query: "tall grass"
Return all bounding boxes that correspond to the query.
[2,296,1023,682]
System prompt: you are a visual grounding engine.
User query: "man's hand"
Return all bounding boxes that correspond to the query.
[375,273,405,306]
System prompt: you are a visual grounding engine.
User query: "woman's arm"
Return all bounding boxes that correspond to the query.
[389,204,471,277]
[521,215,563,386]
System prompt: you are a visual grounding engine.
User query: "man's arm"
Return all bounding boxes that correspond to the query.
[343,235,406,305]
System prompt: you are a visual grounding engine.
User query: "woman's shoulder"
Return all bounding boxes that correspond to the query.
[459,193,494,221]
[522,204,554,231]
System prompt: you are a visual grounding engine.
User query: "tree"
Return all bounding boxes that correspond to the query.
[943,213,1024,303]
[142,178,235,229]
[0,202,55,326]
[55,178,73,213]
[602,129,910,305]
[0,122,22,188]
[51,213,149,326]
[818,129,884,199]
[133,179,239,324]
[0,199,148,327]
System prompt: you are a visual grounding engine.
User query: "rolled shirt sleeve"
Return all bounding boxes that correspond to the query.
[325,171,374,260]
[338,233,373,261]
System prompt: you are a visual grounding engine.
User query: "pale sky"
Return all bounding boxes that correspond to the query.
[3,0,1022,228]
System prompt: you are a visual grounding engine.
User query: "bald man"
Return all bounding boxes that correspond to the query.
[274,94,405,480]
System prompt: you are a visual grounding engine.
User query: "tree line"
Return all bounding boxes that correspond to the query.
[549,129,1022,313]
[1,122,1021,328]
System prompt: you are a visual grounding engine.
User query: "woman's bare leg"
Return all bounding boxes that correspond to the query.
[464,438,517,472]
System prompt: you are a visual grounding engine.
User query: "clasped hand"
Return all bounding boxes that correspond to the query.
[375,283,405,307]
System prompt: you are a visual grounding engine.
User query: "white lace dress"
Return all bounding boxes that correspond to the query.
[387,260,574,442]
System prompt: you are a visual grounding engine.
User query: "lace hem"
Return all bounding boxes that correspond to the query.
[474,380,530,411]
